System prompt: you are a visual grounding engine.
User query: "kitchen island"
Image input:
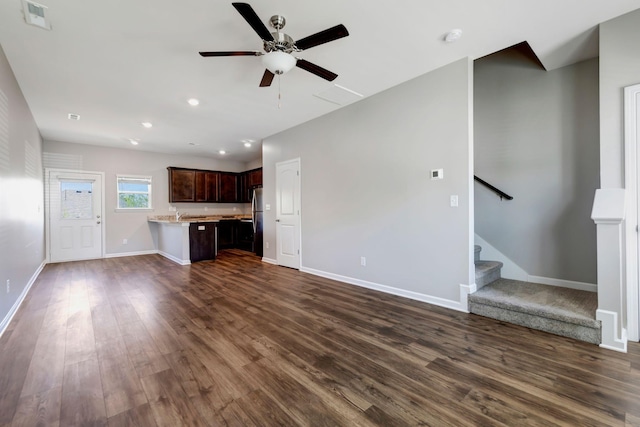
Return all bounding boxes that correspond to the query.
[148,214,252,264]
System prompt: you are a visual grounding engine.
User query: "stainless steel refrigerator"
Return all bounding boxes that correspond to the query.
[251,187,264,256]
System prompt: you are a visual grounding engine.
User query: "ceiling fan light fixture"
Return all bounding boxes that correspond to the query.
[262,51,296,75]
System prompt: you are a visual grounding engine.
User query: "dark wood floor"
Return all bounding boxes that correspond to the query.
[1,250,640,426]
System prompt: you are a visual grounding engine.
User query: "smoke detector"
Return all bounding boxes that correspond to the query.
[21,0,51,30]
[444,29,463,43]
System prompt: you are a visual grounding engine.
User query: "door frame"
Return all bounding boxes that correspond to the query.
[275,158,301,269]
[45,168,106,263]
[624,83,640,342]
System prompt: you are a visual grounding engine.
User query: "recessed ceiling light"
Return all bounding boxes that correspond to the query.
[244,142,252,148]
[187,98,200,106]
[444,29,463,43]
[219,150,226,155]
[68,113,80,120]
[141,122,153,128]
[129,139,139,146]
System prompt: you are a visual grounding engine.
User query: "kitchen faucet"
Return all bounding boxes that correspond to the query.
[176,210,187,221]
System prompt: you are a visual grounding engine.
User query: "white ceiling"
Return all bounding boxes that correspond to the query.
[0,1,638,164]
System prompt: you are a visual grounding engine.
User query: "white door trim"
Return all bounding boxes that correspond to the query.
[624,83,640,342]
[45,168,106,263]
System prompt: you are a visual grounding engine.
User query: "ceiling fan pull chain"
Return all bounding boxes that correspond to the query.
[278,74,282,109]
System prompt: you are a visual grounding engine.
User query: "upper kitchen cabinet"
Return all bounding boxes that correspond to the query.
[197,171,220,202]
[168,166,259,203]
[219,172,238,203]
[238,168,263,202]
[168,167,195,202]
[248,168,262,187]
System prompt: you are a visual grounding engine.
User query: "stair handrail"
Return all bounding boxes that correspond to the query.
[474,175,513,200]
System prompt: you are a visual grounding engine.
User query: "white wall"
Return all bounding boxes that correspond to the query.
[43,140,250,255]
[263,58,474,306]
[0,44,45,329]
[474,48,599,284]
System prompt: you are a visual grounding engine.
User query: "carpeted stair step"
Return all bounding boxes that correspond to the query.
[468,279,600,345]
[475,260,503,288]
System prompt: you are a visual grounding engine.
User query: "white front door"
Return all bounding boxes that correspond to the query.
[48,170,104,262]
[276,159,300,269]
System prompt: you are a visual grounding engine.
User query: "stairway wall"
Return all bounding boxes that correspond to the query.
[474,48,599,284]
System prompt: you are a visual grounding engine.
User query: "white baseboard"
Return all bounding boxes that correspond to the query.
[300,266,467,313]
[528,275,597,293]
[105,250,159,259]
[459,283,477,313]
[0,261,46,339]
[262,257,278,265]
[158,251,191,266]
[596,309,627,352]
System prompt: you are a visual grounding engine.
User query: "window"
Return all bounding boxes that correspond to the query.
[117,175,152,209]
[60,180,93,219]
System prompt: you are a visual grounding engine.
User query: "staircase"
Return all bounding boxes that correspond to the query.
[470,245,601,345]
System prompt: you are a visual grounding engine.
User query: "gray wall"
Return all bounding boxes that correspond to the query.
[474,49,599,284]
[0,44,45,326]
[600,8,640,189]
[263,58,474,304]
[43,140,250,255]
[598,7,640,336]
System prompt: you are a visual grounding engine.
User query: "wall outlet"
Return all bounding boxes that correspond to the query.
[168,206,177,212]
[233,207,237,211]
[450,195,459,207]
[204,206,208,211]
[123,239,128,245]
[266,242,270,249]
[360,256,366,266]
[6,279,9,293]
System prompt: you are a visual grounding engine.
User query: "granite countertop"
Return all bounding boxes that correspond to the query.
[148,214,252,224]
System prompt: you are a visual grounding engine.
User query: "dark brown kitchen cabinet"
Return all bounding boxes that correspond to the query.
[238,168,263,202]
[216,220,236,249]
[248,168,262,187]
[168,167,257,203]
[195,171,221,202]
[189,222,217,262]
[219,172,238,203]
[168,168,195,202]
[237,221,254,252]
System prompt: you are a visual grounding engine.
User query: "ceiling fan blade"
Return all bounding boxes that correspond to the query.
[199,51,260,57]
[296,59,338,81]
[232,3,274,42]
[295,24,349,50]
[259,69,275,87]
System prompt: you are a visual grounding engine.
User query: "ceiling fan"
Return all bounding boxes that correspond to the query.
[199,2,349,87]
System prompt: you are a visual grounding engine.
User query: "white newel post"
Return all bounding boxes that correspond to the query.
[591,189,627,352]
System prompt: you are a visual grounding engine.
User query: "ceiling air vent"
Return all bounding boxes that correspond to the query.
[21,0,51,30]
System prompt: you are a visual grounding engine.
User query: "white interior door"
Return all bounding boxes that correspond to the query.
[49,170,104,262]
[276,159,300,269]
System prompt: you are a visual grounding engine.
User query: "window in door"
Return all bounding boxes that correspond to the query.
[60,181,93,219]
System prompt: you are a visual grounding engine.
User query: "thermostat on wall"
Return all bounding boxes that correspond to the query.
[431,169,444,180]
